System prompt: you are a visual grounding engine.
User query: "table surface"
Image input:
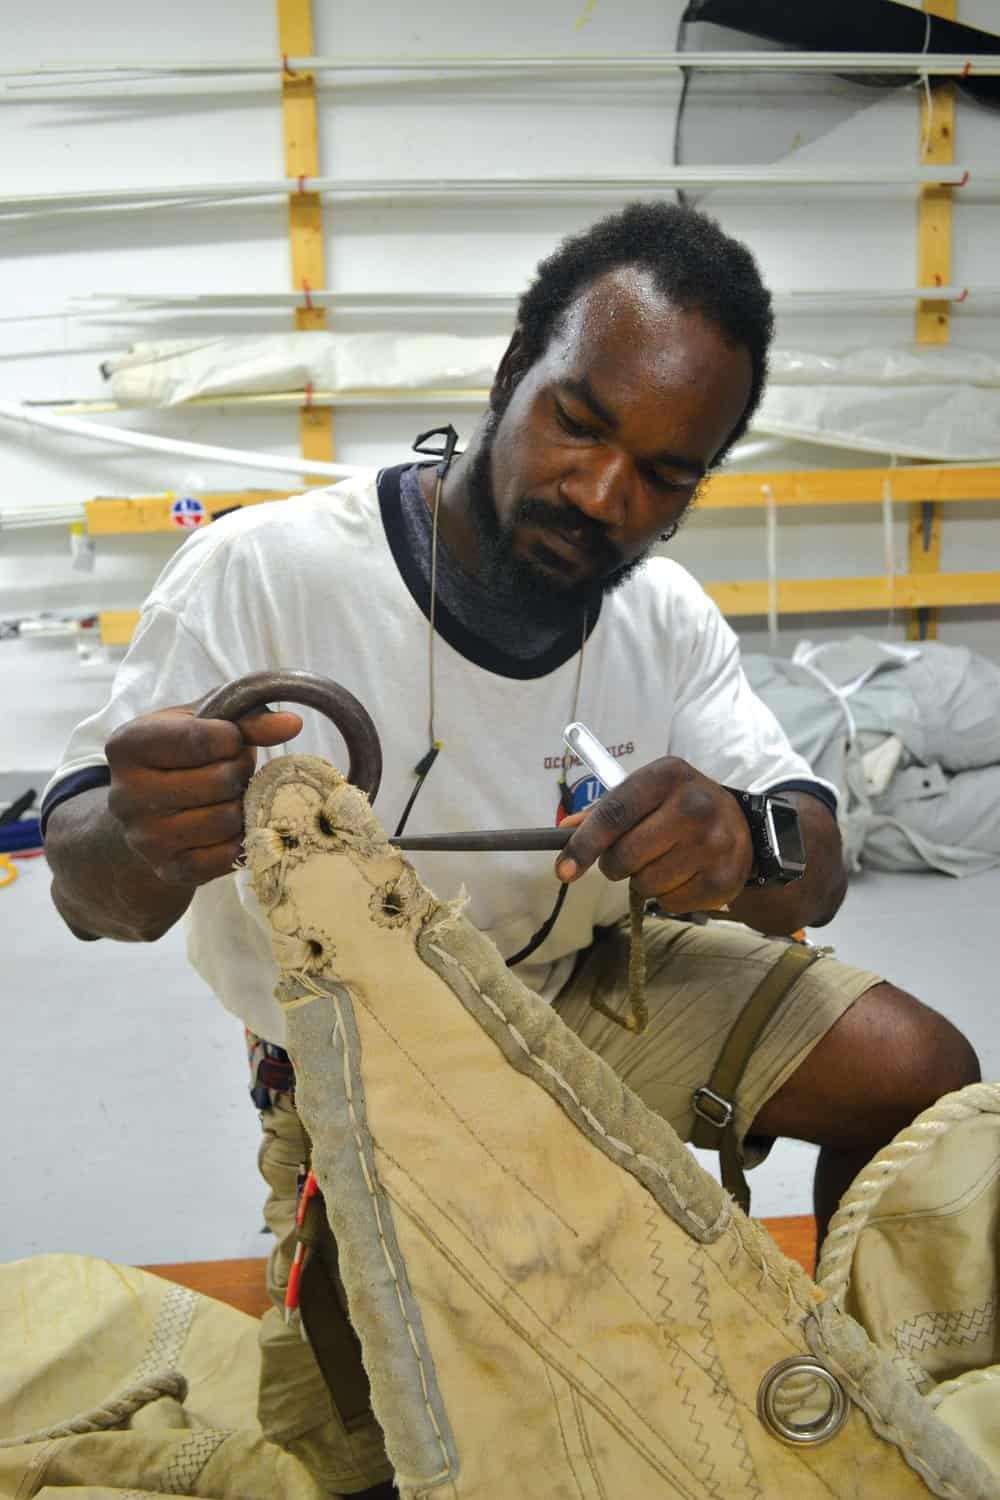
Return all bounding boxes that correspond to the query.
[142,1215,817,1319]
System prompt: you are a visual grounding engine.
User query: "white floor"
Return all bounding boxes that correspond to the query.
[6,857,264,1266]
[5,853,1000,1266]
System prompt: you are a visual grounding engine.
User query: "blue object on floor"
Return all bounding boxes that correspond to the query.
[0,818,42,854]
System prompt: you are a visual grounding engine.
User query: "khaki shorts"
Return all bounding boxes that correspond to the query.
[554,914,881,1167]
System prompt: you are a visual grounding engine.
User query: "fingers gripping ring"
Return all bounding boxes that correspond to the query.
[196,670,383,802]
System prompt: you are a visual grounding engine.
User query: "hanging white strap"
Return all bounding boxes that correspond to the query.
[791,642,859,744]
[882,475,896,626]
[762,483,779,648]
[920,10,934,159]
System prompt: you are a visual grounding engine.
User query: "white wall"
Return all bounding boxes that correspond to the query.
[3,0,1000,773]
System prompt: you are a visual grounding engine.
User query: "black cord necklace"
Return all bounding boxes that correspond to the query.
[395,424,585,969]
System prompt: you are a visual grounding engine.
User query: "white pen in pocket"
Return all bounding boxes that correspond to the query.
[562,721,627,792]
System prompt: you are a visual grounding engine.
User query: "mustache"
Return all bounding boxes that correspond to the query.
[514,498,624,568]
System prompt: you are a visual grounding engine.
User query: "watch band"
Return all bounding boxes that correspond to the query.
[725,787,805,888]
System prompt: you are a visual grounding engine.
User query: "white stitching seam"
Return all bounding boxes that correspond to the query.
[809,1317,980,1500]
[427,943,727,1240]
[329,997,453,1485]
[422,936,977,1500]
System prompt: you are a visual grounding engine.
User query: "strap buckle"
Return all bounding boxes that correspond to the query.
[692,1085,735,1132]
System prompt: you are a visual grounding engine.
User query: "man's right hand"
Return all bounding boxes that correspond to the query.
[105,704,303,887]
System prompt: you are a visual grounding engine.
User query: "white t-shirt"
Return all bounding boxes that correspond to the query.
[45,470,831,1044]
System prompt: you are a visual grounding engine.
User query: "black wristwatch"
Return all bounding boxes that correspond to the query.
[725,789,807,888]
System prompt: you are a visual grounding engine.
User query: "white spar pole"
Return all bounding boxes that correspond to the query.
[7,52,1000,82]
[0,165,978,221]
[0,399,360,482]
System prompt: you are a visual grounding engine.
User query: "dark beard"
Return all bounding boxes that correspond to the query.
[465,414,650,627]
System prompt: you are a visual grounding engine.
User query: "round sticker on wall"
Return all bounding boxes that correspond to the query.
[170,496,205,529]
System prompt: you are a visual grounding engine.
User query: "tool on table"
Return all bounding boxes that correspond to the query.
[0,788,37,826]
[0,789,42,870]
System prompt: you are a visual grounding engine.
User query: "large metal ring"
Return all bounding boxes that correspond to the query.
[196,670,383,802]
[757,1356,849,1447]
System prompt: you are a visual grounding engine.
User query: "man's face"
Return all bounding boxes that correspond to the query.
[467,267,753,619]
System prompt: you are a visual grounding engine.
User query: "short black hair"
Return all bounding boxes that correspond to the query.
[513,201,774,458]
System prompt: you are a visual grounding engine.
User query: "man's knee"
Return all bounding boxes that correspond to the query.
[863,981,980,1123]
[754,980,980,1149]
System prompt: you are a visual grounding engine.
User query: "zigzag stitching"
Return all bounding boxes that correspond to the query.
[663,1315,715,1485]
[643,1201,759,1494]
[689,1248,726,1390]
[685,1247,762,1500]
[644,1199,674,1323]
[722,1397,763,1500]
[894,1300,994,1358]
[891,1352,936,1394]
[161,1430,229,1494]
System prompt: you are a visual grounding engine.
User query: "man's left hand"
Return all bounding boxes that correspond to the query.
[555,757,753,912]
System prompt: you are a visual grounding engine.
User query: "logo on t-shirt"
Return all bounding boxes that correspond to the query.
[171,496,205,529]
[555,773,605,825]
[549,738,634,824]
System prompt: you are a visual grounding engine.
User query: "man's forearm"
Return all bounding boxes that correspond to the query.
[46,787,195,943]
[726,792,846,936]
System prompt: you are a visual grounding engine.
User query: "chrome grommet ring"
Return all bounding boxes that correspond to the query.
[757,1356,849,1446]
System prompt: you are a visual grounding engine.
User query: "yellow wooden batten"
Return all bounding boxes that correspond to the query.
[97,569,1000,647]
[916,0,957,347]
[84,492,290,535]
[910,0,958,637]
[700,467,1000,509]
[707,572,1000,617]
[83,464,1000,535]
[278,0,334,475]
[86,457,1000,644]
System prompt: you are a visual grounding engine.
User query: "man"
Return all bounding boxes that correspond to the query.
[43,203,979,1497]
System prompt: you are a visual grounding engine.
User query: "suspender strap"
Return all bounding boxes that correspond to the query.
[689,942,823,1213]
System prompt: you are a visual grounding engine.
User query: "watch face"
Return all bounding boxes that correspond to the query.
[768,798,807,874]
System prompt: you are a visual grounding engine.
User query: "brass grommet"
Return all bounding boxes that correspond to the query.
[757,1356,849,1446]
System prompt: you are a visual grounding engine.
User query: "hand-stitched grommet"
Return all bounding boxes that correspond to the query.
[370,874,422,930]
[757,1356,849,1446]
[298,926,337,974]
